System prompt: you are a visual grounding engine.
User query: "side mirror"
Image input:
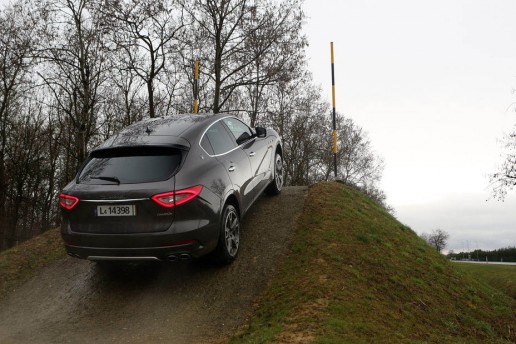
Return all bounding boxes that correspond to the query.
[255,127,266,138]
[236,132,252,145]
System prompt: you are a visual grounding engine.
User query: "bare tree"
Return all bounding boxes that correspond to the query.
[262,69,388,210]
[0,0,43,249]
[38,0,109,173]
[241,0,306,126]
[182,0,249,113]
[338,118,384,187]
[263,75,327,185]
[311,112,384,189]
[184,0,304,116]
[98,45,147,139]
[105,0,185,118]
[421,229,449,253]
[490,129,516,200]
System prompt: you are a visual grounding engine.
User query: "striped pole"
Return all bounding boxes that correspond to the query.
[330,42,337,178]
[193,57,199,113]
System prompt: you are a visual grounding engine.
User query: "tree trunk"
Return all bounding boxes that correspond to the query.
[213,29,222,113]
[147,79,155,118]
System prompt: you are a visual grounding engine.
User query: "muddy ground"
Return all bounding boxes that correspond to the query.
[0,186,307,344]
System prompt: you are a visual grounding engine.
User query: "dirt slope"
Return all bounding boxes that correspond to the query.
[0,186,307,344]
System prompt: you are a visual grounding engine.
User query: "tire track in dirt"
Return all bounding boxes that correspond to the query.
[0,186,307,344]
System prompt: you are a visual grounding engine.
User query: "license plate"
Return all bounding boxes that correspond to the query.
[97,205,136,217]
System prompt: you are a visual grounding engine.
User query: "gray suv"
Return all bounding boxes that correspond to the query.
[59,113,283,264]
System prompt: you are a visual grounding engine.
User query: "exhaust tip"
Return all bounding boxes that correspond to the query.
[168,255,178,262]
[179,253,191,261]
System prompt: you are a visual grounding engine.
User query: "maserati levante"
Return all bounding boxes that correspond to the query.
[59,114,283,264]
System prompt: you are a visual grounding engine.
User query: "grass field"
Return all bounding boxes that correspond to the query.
[453,263,516,299]
[0,228,65,300]
[231,182,516,343]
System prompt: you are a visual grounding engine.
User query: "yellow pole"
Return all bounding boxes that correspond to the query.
[193,58,199,113]
[330,42,337,178]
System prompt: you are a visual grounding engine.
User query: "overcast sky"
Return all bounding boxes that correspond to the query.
[303,0,516,252]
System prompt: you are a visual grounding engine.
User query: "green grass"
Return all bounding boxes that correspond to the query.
[0,227,65,299]
[453,263,516,299]
[230,182,516,343]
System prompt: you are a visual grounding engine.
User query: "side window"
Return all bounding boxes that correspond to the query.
[200,135,214,155]
[222,118,253,143]
[204,121,236,155]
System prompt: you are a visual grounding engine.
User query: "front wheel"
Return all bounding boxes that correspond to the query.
[211,204,240,265]
[265,153,283,195]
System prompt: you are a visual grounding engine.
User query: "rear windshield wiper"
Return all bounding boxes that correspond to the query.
[90,176,121,184]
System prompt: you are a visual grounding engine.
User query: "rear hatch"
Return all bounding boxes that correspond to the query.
[66,146,183,234]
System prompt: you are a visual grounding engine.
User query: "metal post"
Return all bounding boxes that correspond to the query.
[330,42,337,178]
[193,58,199,113]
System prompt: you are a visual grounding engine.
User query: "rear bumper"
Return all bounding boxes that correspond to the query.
[64,242,207,261]
[61,219,219,261]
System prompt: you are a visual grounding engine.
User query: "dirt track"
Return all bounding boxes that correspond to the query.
[0,186,307,344]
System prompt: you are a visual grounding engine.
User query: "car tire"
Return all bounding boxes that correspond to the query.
[211,204,240,265]
[265,152,283,195]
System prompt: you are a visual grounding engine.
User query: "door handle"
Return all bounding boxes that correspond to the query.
[228,166,235,172]
[249,152,256,157]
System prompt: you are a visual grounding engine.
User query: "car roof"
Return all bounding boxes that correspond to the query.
[95,113,227,151]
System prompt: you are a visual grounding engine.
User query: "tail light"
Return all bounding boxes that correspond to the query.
[152,185,203,208]
[59,193,79,210]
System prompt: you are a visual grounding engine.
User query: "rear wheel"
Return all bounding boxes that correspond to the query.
[212,204,240,264]
[265,152,283,195]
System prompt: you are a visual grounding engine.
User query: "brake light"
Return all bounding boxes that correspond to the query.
[152,185,203,208]
[59,194,79,210]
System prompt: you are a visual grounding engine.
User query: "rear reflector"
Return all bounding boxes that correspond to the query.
[59,194,79,210]
[160,239,196,247]
[152,185,203,208]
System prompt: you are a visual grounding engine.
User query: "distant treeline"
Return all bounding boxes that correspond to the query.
[447,247,516,262]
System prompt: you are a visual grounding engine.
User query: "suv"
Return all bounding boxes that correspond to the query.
[59,114,283,264]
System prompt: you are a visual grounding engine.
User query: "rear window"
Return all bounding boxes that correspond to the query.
[78,147,182,184]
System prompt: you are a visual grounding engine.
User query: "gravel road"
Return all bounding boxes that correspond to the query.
[0,186,307,344]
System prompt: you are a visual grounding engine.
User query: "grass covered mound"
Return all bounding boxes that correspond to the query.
[233,182,515,343]
[0,228,65,299]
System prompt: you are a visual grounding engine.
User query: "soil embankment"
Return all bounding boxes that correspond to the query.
[0,186,307,344]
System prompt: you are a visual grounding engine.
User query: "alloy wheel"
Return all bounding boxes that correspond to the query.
[275,154,283,191]
[224,208,240,257]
